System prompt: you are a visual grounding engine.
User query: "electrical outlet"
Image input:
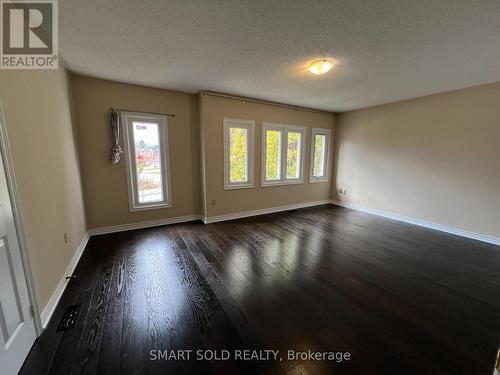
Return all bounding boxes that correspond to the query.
[64,232,68,244]
[339,188,347,195]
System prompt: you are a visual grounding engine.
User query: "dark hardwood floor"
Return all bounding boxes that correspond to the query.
[20,205,500,374]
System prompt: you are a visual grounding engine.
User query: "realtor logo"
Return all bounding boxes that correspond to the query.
[1,0,58,69]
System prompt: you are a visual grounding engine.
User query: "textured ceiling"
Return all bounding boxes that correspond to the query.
[60,0,500,112]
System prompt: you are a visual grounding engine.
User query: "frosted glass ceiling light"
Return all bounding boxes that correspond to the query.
[309,60,334,75]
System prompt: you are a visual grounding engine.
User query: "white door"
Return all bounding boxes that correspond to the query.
[0,139,36,373]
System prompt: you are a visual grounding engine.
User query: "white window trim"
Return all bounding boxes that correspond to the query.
[309,127,331,183]
[223,118,255,190]
[122,111,172,211]
[261,122,307,187]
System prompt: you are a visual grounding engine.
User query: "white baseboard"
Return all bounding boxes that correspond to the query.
[203,200,332,224]
[331,200,500,246]
[40,232,90,328]
[88,214,202,236]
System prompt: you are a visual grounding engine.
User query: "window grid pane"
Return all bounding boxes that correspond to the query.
[265,130,281,180]
[313,134,326,178]
[133,122,163,203]
[286,131,301,179]
[229,127,248,183]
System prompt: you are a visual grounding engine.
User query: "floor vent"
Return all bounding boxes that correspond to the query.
[56,304,80,332]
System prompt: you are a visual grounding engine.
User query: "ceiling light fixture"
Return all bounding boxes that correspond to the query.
[308,60,334,75]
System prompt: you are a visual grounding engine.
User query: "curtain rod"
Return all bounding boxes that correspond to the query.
[109,107,175,117]
[201,90,334,115]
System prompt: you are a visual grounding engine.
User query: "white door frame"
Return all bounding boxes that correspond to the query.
[0,102,42,336]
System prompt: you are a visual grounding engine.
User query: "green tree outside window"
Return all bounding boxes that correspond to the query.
[286,132,300,179]
[266,130,281,180]
[313,134,326,177]
[229,127,248,182]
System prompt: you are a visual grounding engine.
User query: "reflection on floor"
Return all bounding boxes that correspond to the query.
[20,205,500,374]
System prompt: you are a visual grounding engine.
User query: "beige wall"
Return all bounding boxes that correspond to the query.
[70,75,201,229]
[71,76,334,226]
[200,95,335,218]
[333,82,500,239]
[0,68,87,311]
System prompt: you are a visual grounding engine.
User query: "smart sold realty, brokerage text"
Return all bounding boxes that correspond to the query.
[150,349,351,362]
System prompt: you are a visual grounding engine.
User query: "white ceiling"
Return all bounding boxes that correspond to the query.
[60,0,500,112]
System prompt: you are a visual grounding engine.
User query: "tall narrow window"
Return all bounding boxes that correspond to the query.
[262,123,306,186]
[265,129,281,181]
[122,112,171,211]
[223,118,255,189]
[286,131,302,179]
[310,127,331,183]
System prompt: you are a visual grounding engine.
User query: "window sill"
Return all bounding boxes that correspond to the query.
[261,180,304,187]
[309,178,328,184]
[129,202,172,212]
[224,183,254,191]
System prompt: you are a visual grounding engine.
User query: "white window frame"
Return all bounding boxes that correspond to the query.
[122,111,172,211]
[309,127,331,183]
[261,122,306,187]
[223,118,255,190]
